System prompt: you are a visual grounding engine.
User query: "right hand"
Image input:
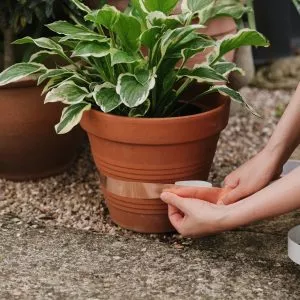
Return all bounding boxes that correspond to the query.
[220,149,283,205]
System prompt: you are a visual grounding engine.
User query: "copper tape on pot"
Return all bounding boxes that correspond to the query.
[100,173,176,199]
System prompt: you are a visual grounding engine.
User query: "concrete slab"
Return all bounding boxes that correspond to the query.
[0,215,300,300]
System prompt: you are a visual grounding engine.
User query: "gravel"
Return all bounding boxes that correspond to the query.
[0,87,294,234]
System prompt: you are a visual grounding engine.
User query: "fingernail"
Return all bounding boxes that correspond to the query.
[217,200,225,205]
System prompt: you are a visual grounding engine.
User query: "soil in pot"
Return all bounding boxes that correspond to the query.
[0,78,84,181]
[81,92,230,233]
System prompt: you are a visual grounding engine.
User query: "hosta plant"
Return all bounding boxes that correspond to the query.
[0,0,269,134]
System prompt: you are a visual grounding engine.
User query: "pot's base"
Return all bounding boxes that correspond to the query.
[104,190,175,233]
[0,152,79,182]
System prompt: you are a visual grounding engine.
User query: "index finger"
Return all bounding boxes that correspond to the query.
[164,187,232,204]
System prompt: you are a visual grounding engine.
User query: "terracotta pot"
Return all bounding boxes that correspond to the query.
[81,92,230,233]
[0,78,84,181]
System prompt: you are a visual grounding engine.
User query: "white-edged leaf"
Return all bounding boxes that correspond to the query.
[85,5,120,30]
[113,13,142,52]
[212,61,245,77]
[116,70,156,108]
[38,69,74,85]
[93,83,122,112]
[29,50,57,63]
[181,0,214,13]
[201,85,260,116]
[70,0,91,13]
[143,0,178,14]
[177,65,227,83]
[55,102,91,134]
[47,21,93,35]
[140,26,161,49]
[161,25,204,57]
[13,37,64,54]
[72,41,110,58]
[0,63,46,86]
[110,49,137,66]
[129,99,151,117]
[59,33,109,43]
[209,29,269,64]
[45,81,89,104]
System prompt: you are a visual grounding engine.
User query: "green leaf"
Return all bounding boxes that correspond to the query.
[59,33,109,43]
[93,83,122,112]
[38,69,74,85]
[113,13,142,52]
[13,37,64,54]
[0,63,46,86]
[47,21,93,35]
[177,35,215,64]
[161,25,204,57]
[177,65,227,83]
[212,2,249,21]
[201,85,260,116]
[181,0,214,13]
[209,29,269,64]
[29,50,57,63]
[143,0,178,14]
[55,102,91,134]
[129,99,151,117]
[70,0,91,13]
[212,61,245,77]
[146,11,183,29]
[116,70,156,108]
[85,5,120,30]
[140,26,161,49]
[45,81,89,104]
[72,41,110,58]
[110,49,138,66]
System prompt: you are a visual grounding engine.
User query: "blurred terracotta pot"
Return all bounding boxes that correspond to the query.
[0,78,84,181]
[81,93,230,233]
[107,0,129,11]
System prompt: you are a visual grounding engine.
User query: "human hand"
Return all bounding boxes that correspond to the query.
[160,187,232,237]
[221,149,283,205]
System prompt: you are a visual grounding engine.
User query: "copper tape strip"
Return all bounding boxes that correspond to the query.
[100,174,176,199]
[100,174,213,199]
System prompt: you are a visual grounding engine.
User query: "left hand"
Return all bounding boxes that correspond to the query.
[160,188,231,238]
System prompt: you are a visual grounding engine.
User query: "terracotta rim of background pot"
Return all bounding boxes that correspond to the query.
[81,93,230,233]
[0,78,84,181]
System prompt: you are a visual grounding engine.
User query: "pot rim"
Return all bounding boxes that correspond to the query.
[88,96,229,123]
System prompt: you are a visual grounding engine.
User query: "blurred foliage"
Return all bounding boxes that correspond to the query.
[0,0,106,66]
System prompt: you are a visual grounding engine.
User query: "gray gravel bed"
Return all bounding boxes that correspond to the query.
[0,87,295,235]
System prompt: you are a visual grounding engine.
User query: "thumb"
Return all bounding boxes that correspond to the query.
[218,186,245,205]
[160,192,188,213]
[223,174,239,189]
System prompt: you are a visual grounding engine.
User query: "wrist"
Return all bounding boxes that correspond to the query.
[262,143,286,169]
[219,200,253,230]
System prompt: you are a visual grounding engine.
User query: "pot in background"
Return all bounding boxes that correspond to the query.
[0,78,84,181]
[81,93,230,233]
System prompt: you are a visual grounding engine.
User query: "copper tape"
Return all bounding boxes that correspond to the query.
[99,174,212,199]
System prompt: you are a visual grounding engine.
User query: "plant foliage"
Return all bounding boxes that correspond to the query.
[0,0,269,134]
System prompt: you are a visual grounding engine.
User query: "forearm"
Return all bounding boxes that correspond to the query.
[224,166,300,228]
[264,83,300,164]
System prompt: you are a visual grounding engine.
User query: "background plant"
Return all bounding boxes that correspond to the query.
[0,0,269,134]
[0,0,101,68]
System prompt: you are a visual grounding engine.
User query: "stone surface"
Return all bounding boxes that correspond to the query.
[0,214,300,300]
[1,87,300,299]
[291,146,300,160]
